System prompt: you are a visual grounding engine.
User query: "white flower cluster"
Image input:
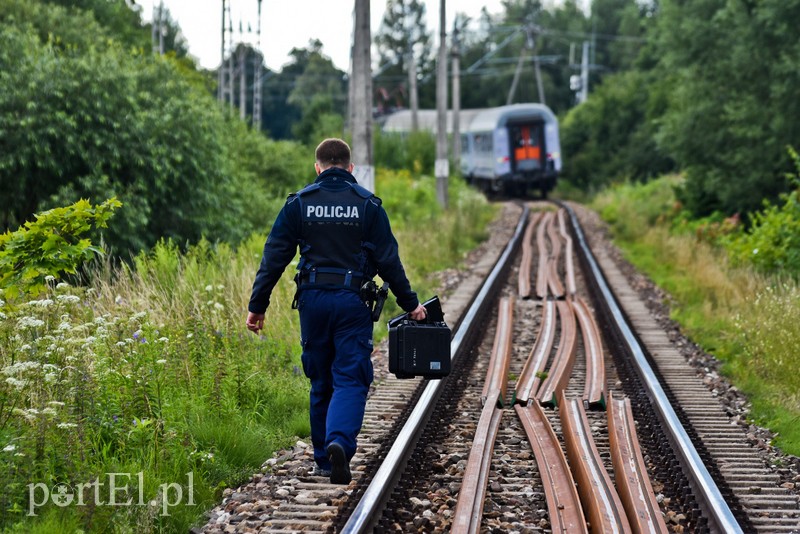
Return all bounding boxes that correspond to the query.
[27,299,54,308]
[16,316,45,329]
[56,295,81,304]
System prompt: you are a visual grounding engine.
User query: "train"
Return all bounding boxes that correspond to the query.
[381,103,562,198]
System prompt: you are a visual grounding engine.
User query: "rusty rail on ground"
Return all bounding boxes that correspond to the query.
[536,300,577,407]
[515,299,556,405]
[452,298,515,534]
[607,392,669,533]
[574,297,606,409]
[559,390,632,533]
[515,402,587,533]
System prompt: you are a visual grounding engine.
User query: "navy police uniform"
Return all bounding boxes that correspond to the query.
[248,166,420,472]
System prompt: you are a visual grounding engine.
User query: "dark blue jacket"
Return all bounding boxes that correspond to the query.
[248,167,419,314]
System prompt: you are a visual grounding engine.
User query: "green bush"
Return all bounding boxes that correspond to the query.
[0,198,120,299]
[722,147,800,276]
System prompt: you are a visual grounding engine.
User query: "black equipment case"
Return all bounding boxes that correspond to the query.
[388,296,451,379]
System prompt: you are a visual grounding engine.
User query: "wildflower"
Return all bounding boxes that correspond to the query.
[44,373,58,383]
[57,321,72,332]
[0,299,4,307]
[3,444,15,453]
[0,312,6,320]
[157,337,169,343]
[130,312,147,322]
[753,248,759,255]
[186,333,194,339]
[57,422,78,429]
[28,299,54,308]
[133,330,143,339]
[86,288,96,295]
[156,359,167,365]
[17,316,45,329]
[48,400,65,407]
[217,284,224,291]
[205,284,213,292]
[56,282,70,290]
[56,295,80,304]
[42,407,58,416]
[5,378,26,389]
[20,344,32,352]
[114,295,123,304]
[45,275,56,282]
[3,361,41,375]
[213,302,224,311]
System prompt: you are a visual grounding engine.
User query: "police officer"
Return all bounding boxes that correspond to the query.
[246,138,426,485]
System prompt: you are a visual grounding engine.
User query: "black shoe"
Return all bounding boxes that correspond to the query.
[326,442,351,485]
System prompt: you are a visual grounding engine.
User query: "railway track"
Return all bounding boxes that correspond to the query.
[199,201,800,534]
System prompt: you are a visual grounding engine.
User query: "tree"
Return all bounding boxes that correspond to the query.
[286,40,347,144]
[374,0,432,113]
[656,0,800,217]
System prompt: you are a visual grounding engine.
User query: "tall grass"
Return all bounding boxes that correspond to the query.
[592,176,800,454]
[0,170,494,532]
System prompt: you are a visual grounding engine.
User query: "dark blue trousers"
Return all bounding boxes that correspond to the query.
[298,289,374,469]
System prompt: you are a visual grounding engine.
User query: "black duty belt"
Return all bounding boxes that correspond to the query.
[299,271,363,288]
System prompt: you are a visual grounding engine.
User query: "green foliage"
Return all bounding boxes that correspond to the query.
[592,175,800,454]
[722,147,800,276]
[561,69,674,189]
[0,1,313,255]
[657,0,799,217]
[285,41,346,145]
[374,130,436,175]
[0,198,120,299]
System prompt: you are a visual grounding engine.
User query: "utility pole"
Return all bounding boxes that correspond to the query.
[352,0,374,192]
[152,1,165,55]
[451,25,461,166]
[579,40,589,103]
[407,47,419,132]
[239,33,247,120]
[227,3,234,110]
[435,0,448,209]
[405,2,419,132]
[253,0,263,130]
[218,0,225,102]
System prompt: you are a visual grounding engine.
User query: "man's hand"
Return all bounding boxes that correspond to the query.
[246,312,265,333]
[408,303,427,322]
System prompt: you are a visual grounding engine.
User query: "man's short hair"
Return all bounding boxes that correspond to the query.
[315,138,351,168]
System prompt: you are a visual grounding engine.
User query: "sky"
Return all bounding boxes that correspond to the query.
[136,0,506,72]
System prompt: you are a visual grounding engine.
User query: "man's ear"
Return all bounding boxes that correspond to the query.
[314,162,321,175]
[348,163,355,173]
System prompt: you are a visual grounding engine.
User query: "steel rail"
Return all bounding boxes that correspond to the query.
[546,212,566,298]
[518,212,542,298]
[453,298,515,533]
[535,211,552,298]
[558,208,577,297]
[536,299,577,407]
[515,402,588,533]
[607,391,669,534]
[340,205,529,534]
[515,299,556,404]
[559,390,632,533]
[574,297,606,409]
[451,390,505,534]
[481,297,515,407]
[563,202,744,533]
